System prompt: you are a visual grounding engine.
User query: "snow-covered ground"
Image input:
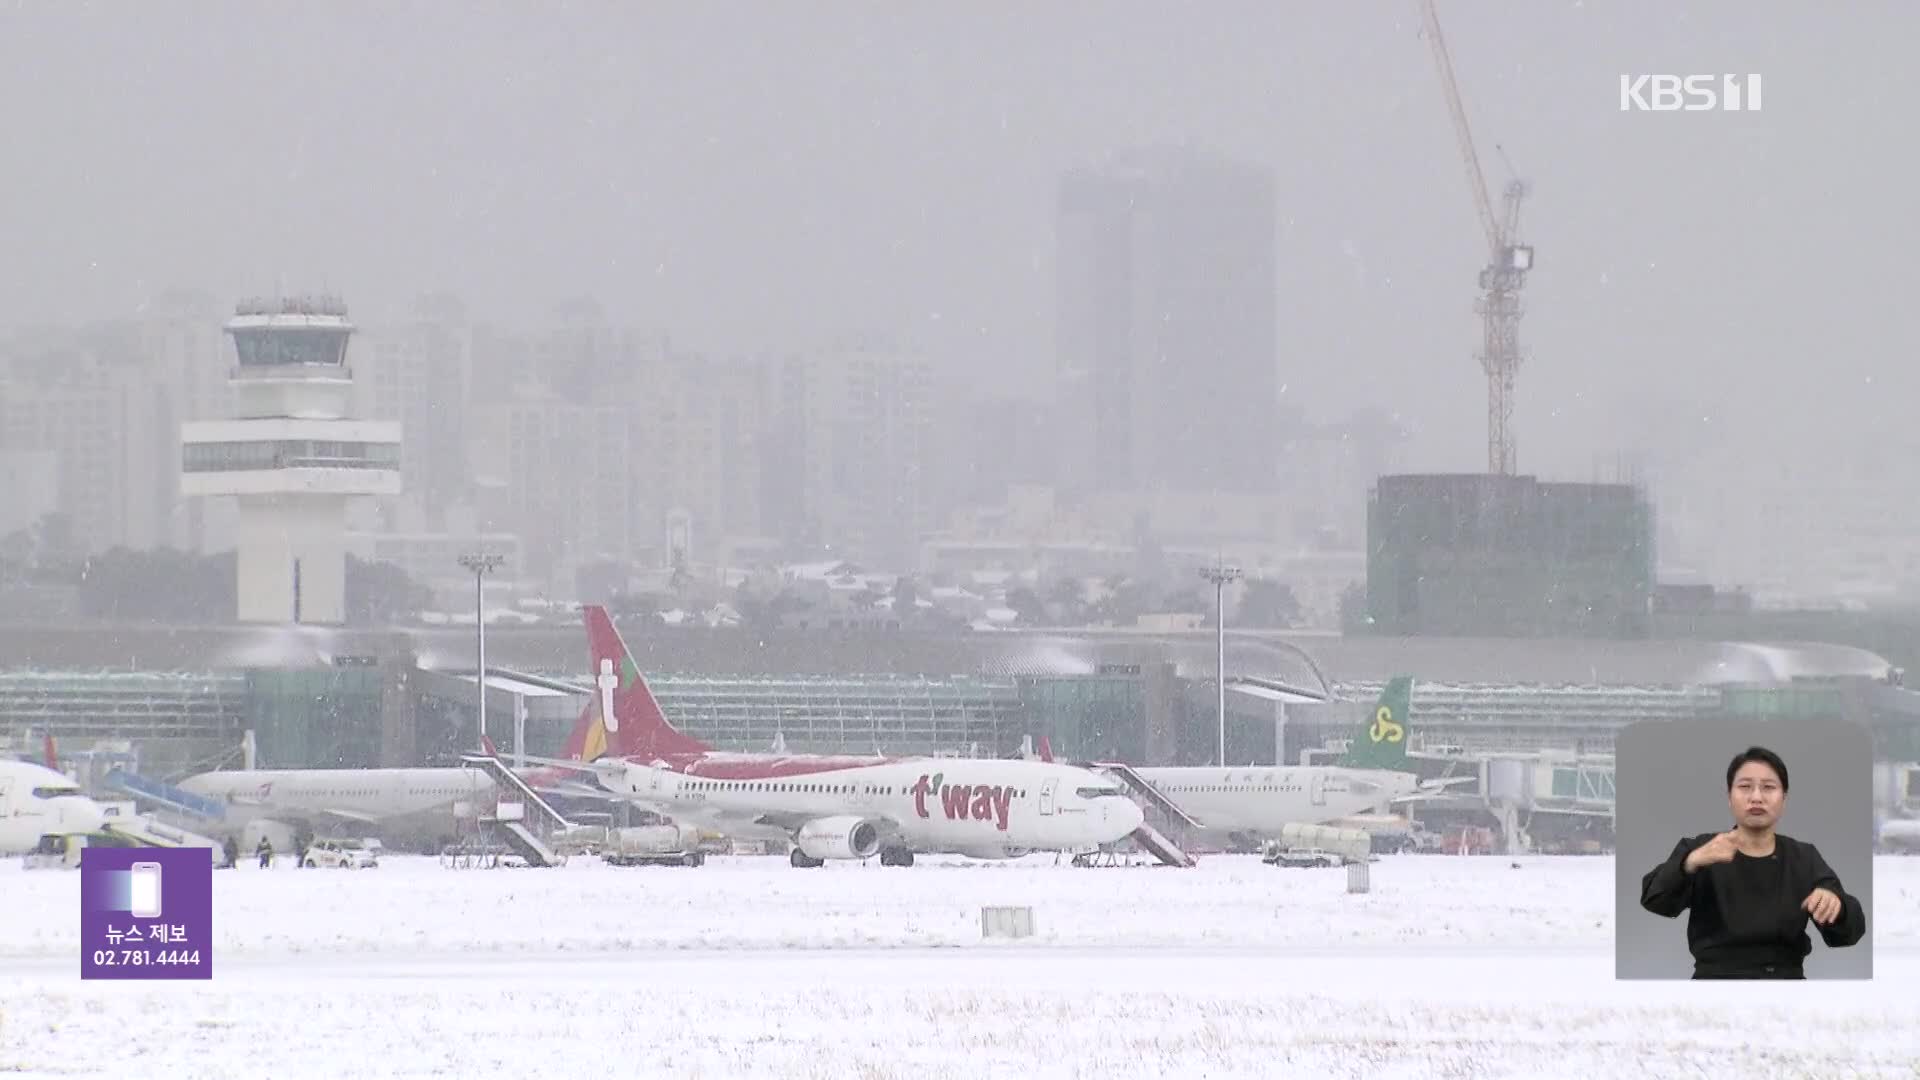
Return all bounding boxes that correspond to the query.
[2,854,1916,1078]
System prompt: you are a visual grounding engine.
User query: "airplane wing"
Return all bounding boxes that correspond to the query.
[655,804,908,847]
[466,752,598,774]
[462,753,628,789]
[314,807,385,826]
[747,808,903,834]
[529,780,616,801]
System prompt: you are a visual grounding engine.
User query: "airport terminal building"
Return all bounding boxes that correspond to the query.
[3,622,1916,798]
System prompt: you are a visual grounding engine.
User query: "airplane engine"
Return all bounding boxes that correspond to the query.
[794,816,882,861]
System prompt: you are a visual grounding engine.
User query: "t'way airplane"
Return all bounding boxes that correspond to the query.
[526,605,1147,867]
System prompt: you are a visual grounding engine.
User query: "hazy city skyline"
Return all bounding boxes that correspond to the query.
[4,2,1917,600]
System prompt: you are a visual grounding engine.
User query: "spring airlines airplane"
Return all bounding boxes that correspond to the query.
[0,758,109,856]
[528,605,1146,867]
[1083,677,1451,850]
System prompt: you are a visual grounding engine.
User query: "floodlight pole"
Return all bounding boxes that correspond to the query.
[1199,563,1243,766]
[457,552,506,751]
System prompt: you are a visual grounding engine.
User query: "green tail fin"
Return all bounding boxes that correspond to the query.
[1340,676,1413,769]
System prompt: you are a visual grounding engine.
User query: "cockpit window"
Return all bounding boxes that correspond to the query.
[1075,785,1126,799]
[33,785,83,799]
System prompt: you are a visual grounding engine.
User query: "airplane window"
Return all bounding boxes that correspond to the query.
[32,785,82,799]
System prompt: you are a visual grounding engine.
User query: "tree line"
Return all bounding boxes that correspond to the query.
[1,512,428,625]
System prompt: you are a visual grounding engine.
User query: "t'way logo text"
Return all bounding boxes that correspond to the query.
[911,772,1013,831]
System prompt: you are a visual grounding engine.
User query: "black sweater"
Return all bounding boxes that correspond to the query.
[1640,832,1867,978]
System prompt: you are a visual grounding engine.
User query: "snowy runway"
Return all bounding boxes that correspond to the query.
[3,854,1916,1078]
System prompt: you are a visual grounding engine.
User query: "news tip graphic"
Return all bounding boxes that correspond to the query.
[80,846,212,980]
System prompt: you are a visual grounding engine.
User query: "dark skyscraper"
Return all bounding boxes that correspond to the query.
[1055,146,1278,495]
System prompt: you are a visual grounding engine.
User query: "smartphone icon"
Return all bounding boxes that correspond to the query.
[129,862,163,920]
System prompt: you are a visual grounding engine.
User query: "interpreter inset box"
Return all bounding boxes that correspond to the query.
[1614,718,1872,980]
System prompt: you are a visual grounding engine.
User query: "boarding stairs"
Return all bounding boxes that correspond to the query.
[1090,762,1200,868]
[458,753,574,833]
[459,753,573,867]
[102,770,227,823]
[1128,822,1198,868]
[494,820,563,868]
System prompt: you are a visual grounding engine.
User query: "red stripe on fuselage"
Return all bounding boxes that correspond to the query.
[642,753,914,781]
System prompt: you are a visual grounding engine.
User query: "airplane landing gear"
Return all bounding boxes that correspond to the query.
[878,846,915,867]
[789,847,825,868]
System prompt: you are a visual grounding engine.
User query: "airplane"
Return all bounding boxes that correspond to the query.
[0,757,109,857]
[177,766,504,852]
[515,604,1148,867]
[1878,817,1920,853]
[1075,677,1455,850]
[173,721,613,855]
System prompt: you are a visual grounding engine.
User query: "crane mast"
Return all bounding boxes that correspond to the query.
[1418,0,1533,476]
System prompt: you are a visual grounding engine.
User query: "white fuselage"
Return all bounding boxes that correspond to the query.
[0,761,108,855]
[607,755,1145,858]
[1132,765,1420,837]
[1879,818,1920,852]
[177,768,499,840]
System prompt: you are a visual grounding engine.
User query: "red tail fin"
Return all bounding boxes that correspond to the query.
[44,734,58,771]
[583,605,708,760]
[1037,735,1054,763]
[480,734,499,757]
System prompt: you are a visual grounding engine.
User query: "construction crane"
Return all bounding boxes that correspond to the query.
[1418,0,1534,476]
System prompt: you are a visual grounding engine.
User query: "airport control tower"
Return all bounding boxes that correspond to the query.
[180,295,401,625]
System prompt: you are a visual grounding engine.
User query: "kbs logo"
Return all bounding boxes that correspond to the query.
[1620,74,1762,112]
[911,772,1013,831]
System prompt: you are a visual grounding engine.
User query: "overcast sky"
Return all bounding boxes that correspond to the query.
[1,1,1913,480]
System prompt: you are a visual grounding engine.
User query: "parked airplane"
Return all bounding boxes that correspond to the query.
[524,605,1147,867]
[0,758,108,856]
[1089,677,1443,849]
[174,721,610,854]
[1878,817,1920,853]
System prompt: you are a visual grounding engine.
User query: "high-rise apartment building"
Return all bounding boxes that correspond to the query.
[1056,146,1278,495]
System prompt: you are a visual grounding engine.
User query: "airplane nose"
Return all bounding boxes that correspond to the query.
[60,798,106,836]
[1116,797,1144,834]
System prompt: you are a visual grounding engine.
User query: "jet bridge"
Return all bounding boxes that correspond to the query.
[103,770,227,824]
[93,801,224,862]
